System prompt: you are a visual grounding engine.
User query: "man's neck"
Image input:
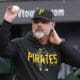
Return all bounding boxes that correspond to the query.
[39,36,49,45]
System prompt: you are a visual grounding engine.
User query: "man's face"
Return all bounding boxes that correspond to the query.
[32,18,55,39]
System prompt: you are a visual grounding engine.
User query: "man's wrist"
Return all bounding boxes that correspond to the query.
[56,38,65,45]
[3,18,13,23]
[1,20,12,30]
[3,20,12,24]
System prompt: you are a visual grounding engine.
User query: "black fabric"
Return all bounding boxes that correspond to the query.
[0,20,80,80]
[32,8,54,22]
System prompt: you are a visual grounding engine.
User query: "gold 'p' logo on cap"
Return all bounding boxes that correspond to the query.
[38,9,45,15]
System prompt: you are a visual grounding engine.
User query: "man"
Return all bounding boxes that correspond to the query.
[0,6,80,80]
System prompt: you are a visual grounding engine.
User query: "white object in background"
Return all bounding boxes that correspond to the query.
[11,5,20,13]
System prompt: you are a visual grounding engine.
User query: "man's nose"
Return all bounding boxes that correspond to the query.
[37,22,42,27]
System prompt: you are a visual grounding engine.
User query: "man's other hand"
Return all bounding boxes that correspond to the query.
[4,5,20,23]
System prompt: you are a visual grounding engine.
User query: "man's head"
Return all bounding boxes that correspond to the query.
[32,8,55,39]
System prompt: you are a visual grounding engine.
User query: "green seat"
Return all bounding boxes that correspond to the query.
[64,73,79,80]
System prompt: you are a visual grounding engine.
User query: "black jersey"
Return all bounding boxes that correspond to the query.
[0,20,80,80]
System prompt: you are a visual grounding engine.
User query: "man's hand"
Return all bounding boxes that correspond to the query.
[4,6,19,23]
[49,28,63,45]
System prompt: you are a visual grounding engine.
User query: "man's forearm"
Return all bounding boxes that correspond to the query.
[57,41,80,67]
[0,20,12,55]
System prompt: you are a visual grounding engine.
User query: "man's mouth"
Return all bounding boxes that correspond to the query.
[34,30,45,39]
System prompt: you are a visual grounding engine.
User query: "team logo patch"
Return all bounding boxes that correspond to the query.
[38,9,45,15]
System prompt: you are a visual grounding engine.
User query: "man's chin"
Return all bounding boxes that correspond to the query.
[35,34,44,39]
[34,32,45,39]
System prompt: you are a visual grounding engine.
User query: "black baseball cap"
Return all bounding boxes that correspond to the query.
[32,8,54,22]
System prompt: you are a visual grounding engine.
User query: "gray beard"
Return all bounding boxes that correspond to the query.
[34,31,45,39]
[33,28,51,39]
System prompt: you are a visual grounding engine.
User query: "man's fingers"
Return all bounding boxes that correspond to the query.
[51,28,58,38]
[6,5,20,14]
[6,6,12,12]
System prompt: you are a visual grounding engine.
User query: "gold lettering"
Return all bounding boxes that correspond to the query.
[45,54,49,64]
[49,54,54,64]
[38,9,45,15]
[54,53,58,64]
[34,54,39,63]
[28,52,33,61]
[33,53,35,63]
[27,51,58,65]
[40,54,45,64]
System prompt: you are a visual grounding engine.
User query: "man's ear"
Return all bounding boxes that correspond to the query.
[51,22,55,30]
